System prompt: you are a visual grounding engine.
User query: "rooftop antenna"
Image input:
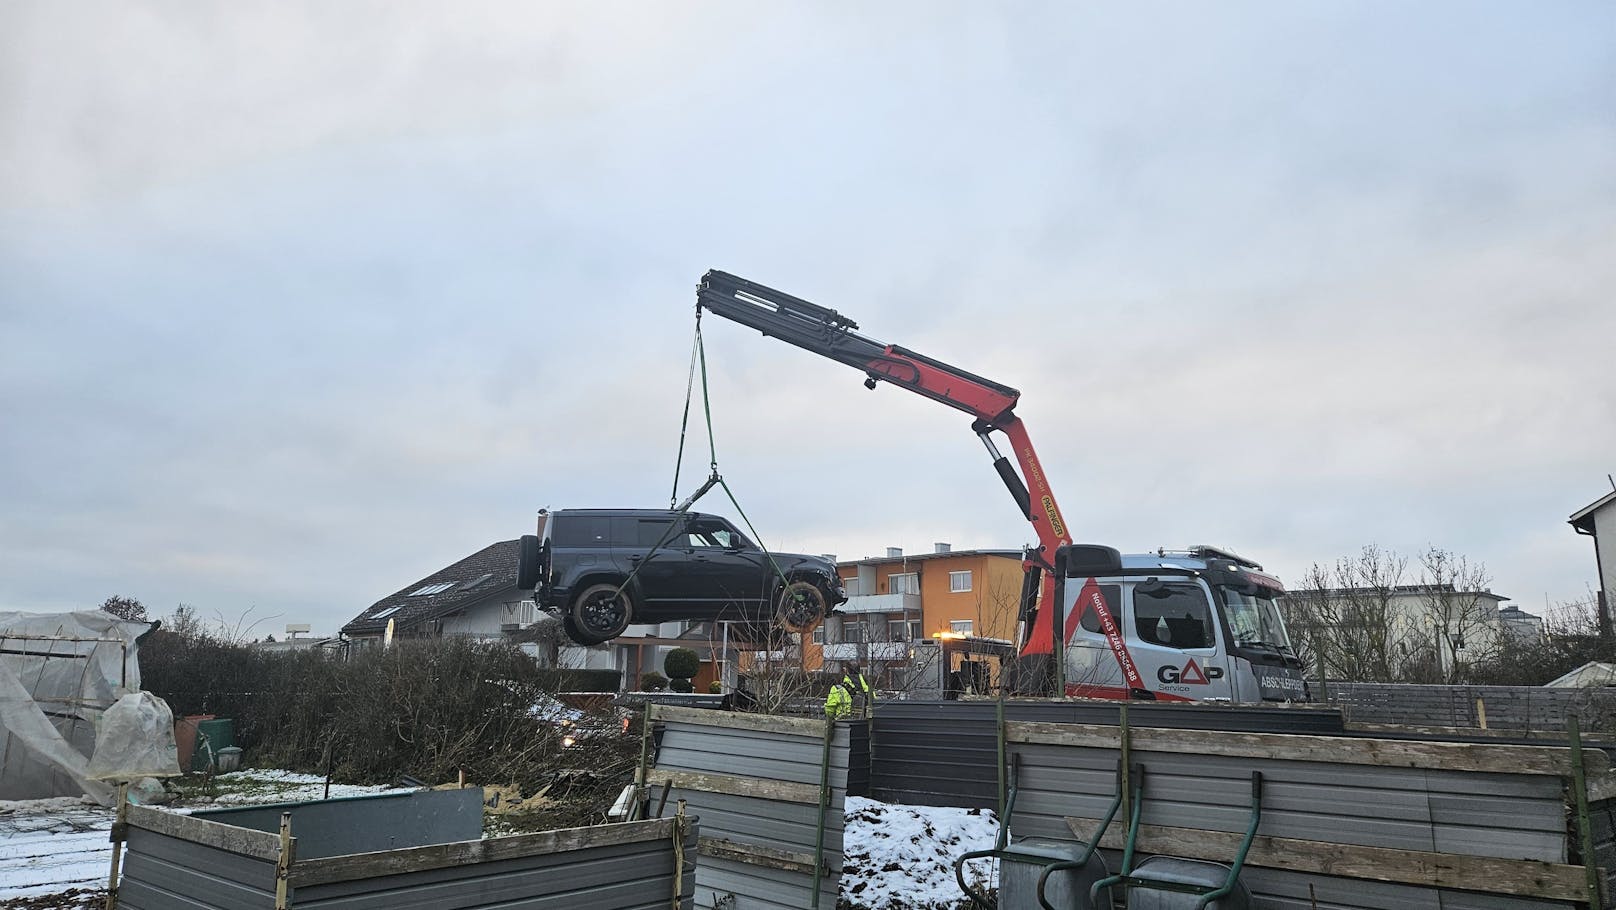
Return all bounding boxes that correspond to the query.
[1608,473,1614,492]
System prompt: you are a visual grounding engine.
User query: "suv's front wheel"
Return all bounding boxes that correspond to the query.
[568,583,634,645]
[776,580,828,634]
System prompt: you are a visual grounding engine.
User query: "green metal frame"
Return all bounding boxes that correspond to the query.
[1089,770,1265,910]
[1035,762,1138,910]
[953,758,1135,910]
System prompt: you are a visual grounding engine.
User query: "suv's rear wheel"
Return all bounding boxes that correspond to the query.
[568,583,633,645]
[776,580,828,634]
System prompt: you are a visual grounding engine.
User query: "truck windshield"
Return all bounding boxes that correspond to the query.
[1219,588,1294,651]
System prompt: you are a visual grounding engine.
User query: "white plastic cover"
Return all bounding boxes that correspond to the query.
[86,691,180,781]
[0,611,149,804]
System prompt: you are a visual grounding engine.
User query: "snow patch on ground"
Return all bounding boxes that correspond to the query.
[206,770,393,805]
[0,772,394,902]
[0,802,111,900]
[841,796,1000,910]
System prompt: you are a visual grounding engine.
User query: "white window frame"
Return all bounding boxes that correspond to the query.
[889,572,919,595]
[949,570,972,593]
[841,617,865,643]
[843,576,862,597]
[950,619,974,635]
[812,626,825,644]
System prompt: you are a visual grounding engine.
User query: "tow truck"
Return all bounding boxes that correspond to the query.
[696,271,1308,703]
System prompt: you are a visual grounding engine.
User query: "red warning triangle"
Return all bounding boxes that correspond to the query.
[1179,659,1209,685]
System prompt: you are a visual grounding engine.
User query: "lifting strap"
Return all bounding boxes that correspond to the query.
[607,311,803,617]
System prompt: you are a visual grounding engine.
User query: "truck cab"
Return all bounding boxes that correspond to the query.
[1056,544,1309,703]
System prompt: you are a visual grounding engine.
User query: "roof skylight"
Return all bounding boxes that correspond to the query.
[407,582,456,596]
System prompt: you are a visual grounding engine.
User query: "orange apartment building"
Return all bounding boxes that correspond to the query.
[800,543,1025,687]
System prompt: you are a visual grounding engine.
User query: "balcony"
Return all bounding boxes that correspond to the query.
[837,592,923,615]
[821,641,911,662]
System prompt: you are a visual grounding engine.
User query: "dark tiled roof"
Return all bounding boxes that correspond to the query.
[342,540,521,636]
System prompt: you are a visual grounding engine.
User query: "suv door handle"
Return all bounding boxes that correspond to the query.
[627,554,642,563]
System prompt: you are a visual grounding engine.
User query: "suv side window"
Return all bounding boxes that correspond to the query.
[553,516,611,547]
[636,519,676,547]
[1133,583,1214,649]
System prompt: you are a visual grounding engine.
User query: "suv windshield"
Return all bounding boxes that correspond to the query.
[1219,588,1294,651]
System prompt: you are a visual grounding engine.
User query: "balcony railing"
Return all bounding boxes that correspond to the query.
[837,592,923,615]
[821,641,911,662]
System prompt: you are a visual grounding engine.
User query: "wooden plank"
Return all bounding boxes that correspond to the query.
[1063,816,1590,901]
[646,768,821,805]
[697,837,818,875]
[286,817,674,888]
[1008,721,1604,776]
[126,805,284,862]
[651,704,830,738]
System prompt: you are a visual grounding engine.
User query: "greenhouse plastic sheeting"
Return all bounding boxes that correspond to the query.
[87,691,180,782]
[0,611,149,803]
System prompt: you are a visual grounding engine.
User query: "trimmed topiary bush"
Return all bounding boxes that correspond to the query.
[639,671,668,692]
[670,678,695,693]
[663,647,700,681]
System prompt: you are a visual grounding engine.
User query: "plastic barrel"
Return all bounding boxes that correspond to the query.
[192,717,236,771]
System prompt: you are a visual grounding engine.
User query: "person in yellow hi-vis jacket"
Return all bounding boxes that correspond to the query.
[824,660,874,719]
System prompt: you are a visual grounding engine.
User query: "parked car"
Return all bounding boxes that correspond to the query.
[518,508,846,645]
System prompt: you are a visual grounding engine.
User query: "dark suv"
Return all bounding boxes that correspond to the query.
[517,509,847,646]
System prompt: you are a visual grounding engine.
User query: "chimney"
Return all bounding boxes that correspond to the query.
[934,542,951,554]
[886,547,903,559]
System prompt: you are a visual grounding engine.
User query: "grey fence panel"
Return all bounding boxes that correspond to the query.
[663,789,843,861]
[650,708,858,910]
[1592,797,1616,903]
[1004,724,1586,910]
[117,828,277,910]
[120,802,695,910]
[290,827,699,910]
[695,854,835,910]
[870,699,1346,808]
[194,788,484,860]
[658,723,857,790]
[1327,683,1616,733]
[1010,742,1568,861]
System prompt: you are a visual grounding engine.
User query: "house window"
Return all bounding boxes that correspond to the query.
[950,619,974,635]
[888,618,907,640]
[812,627,825,644]
[841,617,865,643]
[843,576,862,597]
[407,582,455,597]
[372,606,402,620]
[908,619,923,641]
[889,573,919,595]
[949,571,972,593]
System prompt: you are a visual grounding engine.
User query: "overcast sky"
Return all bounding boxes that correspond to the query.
[2,2,1612,634]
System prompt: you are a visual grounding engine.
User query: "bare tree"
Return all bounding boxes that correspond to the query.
[1283,545,1425,682]
[101,594,147,622]
[167,603,204,640]
[1412,547,1500,684]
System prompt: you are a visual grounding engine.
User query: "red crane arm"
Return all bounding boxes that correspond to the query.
[695,270,1136,676]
